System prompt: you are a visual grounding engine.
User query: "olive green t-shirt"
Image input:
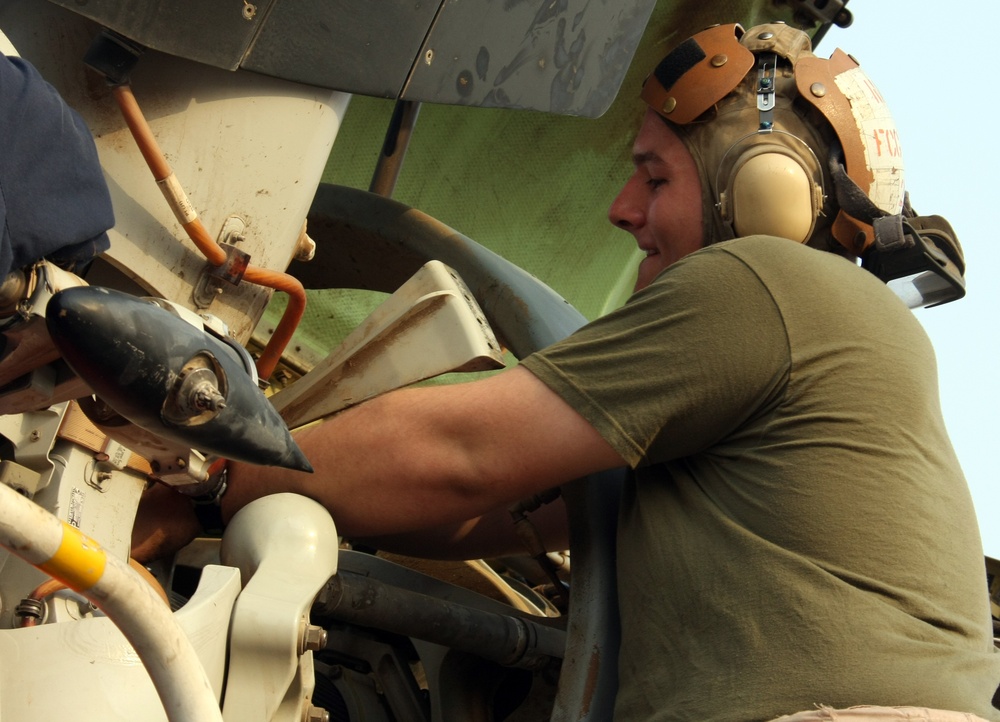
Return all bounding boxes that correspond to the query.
[521,236,1000,721]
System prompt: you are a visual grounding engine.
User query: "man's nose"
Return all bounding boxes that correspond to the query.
[608,179,643,230]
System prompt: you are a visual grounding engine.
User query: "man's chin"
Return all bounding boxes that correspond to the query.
[634,256,664,292]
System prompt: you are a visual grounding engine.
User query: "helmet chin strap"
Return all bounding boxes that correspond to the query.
[826,147,906,252]
[827,147,967,308]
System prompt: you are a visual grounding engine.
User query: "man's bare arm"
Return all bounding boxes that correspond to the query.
[221,366,626,551]
[354,496,572,561]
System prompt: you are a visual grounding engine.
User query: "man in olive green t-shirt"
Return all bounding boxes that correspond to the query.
[522,235,999,720]
[138,21,999,722]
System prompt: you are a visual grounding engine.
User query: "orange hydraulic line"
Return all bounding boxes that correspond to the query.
[27,577,66,603]
[128,557,171,606]
[25,559,170,604]
[243,265,307,381]
[254,271,306,380]
[18,557,170,626]
[111,84,306,380]
[112,85,226,267]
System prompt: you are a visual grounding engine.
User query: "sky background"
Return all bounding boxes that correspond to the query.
[823,2,998,558]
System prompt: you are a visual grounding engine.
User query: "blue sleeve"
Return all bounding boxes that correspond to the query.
[0,54,114,279]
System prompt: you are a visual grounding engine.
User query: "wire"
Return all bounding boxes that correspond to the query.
[111,84,306,381]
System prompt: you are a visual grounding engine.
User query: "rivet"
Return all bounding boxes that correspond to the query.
[810,82,827,98]
[758,31,774,40]
[662,97,677,114]
[710,53,728,68]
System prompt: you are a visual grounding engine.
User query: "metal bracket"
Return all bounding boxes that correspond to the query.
[193,217,250,309]
[220,493,340,722]
[756,52,777,130]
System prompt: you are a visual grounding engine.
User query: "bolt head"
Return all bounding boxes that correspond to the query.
[304,705,329,722]
[300,624,328,653]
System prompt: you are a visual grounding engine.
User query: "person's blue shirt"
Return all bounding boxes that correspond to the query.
[0,54,113,280]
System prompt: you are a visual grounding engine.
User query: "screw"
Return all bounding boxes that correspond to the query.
[193,382,226,412]
[300,623,328,654]
[303,704,329,722]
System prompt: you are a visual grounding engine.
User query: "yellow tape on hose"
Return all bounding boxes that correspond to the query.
[37,522,107,592]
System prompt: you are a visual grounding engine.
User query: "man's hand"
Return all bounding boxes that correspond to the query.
[130,482,203,563]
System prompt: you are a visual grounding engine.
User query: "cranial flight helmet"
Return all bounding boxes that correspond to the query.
[640,22,965,308]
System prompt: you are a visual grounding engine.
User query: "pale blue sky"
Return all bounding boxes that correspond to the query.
[825,2,998,558]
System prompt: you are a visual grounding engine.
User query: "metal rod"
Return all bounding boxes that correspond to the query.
[369,99,422,198]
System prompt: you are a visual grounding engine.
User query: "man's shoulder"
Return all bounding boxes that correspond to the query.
[662,235,844,278]
[694,235,878,291]
[645,235,848,296]
[711,234,841,262]
[657,234,912,329]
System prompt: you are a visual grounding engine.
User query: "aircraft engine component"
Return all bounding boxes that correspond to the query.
[45,286,311,473]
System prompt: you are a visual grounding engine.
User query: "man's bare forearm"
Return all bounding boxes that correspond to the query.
[354,497,570,561]
[219,367,622,551]
[223,383,505,537]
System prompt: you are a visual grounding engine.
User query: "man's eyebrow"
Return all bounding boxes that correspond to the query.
[632,150,662,166]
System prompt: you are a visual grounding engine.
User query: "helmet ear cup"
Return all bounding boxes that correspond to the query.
[719,149,822,243]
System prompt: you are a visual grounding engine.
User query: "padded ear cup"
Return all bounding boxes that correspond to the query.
[717,144,823,243]
[731,151,814,241]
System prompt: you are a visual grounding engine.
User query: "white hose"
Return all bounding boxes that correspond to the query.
[0,483,222,722]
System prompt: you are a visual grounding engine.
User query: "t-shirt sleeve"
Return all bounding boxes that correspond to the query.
[520,246,791,467]
[0,54,114,279]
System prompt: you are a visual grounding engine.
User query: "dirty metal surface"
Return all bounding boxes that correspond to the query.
[404,0,658,117]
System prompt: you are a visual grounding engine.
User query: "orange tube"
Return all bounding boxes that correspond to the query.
[181,219,228,268]
[128,557,171,606]
[243,266,307,381]
[18,557,169,626]
[112,85,226,267]
[28,576,66,601]
[111,83,306,380]
[26,560,169,604]
[111,84,172,180]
